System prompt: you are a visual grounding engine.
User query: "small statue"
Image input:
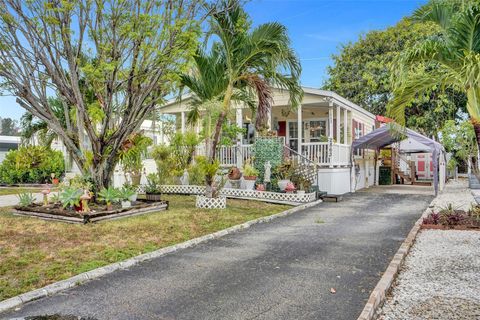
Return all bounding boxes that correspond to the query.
[180,168,190,185]
[264,161,272,183]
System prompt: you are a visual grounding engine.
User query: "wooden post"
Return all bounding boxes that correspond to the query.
[343,108,348,145]
[328,103,334,168]
[336,105,341,143]
[181,112,186,134]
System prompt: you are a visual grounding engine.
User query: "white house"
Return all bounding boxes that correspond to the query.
[157,87,378,194]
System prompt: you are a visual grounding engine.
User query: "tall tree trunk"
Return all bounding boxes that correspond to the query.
[471,119,480,176]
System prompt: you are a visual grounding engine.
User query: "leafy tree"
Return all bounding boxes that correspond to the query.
[0,0,201,190]
[388,1,480,156]
[324,17,465,137]
[0,117,18,136]
[440,119,477,171]
[180,0,302,197]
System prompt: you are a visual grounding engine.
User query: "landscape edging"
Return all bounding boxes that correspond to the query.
[356,200,434,320]
[0,199,322,314]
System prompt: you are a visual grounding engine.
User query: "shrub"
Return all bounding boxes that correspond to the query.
[17,192,35,207]
[252,137,283,181]
[59,187,82,209]
[0,146,64,184]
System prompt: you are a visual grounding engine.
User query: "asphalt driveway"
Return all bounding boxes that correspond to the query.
[2,192,433,320]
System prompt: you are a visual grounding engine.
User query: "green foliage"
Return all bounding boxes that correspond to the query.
[152,131,202,185]
[188,160,206,185]
[0,146,65,184]
[17,193,35,207]
[59,187,82,209]
[118,133,153,179]
[118,187,135,201]
[145,174,162,194]
[243,162,259,177]
[273,160,295,180]
[97,187,120,205]
[252,138,284,181]
[68,175,94,192]
[324,16,465,137]
[389,1,480,136]
[440,119,477,165]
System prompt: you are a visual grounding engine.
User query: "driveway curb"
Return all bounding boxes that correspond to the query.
[356,200,434,320]
[0,199,322,314]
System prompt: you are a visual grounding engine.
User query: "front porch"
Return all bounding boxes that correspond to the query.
[163,90,356,168]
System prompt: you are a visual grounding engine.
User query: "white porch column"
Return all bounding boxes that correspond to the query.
[236,108,244,167]
[267,108,272,131]
[328,103,334,168]
[336,105,341,143]
[297,105,302,154]
[158,113,164,145]
[181,112,186,134]
[343,108,348,144]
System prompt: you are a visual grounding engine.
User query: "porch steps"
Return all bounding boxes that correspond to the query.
[321,194,343,202]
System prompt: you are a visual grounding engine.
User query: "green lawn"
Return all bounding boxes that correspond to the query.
[0,195,290,301]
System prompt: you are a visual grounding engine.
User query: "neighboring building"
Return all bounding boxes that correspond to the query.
[158,87,377,194]
[0,135,21,163]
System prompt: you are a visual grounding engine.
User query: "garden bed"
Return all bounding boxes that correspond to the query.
[421,205,480,230]
[14,199,169,224]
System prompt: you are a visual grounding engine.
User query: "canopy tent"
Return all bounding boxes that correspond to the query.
[351,125,446,195]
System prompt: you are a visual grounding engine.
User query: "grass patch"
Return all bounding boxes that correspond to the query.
[0,195,290,300]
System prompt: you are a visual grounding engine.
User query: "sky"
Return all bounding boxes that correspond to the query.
[0,0,427,121]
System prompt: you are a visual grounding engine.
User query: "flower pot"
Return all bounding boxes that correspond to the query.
[106,204,113,211]
[229,179,241,189]
[196,195,226,209]
[52,178,59,185]
[121,200,131,208]
[131,174,141,186]
[146,193,162,201]
[128,193,138,202]
[277,179,291,191]
[243,179,256,190]
[256,184,266,191]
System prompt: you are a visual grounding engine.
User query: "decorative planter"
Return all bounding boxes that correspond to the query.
[146,193,162,201]
[121,200,131,208]
[256,184,266,191]
[52,178,59,185]
[243,178,256,190]
[128,193,138,202]
[229,179,241,189]
[277,179,291,191]
[195,195,226,209]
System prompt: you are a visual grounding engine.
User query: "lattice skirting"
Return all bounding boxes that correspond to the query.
[196,195,227,209]
[143,185,317,204]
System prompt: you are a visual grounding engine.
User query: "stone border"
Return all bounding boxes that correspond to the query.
[0,199,322,314]
[356,202,433,320]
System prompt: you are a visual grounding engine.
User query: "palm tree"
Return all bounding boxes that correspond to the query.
[388,1,480,149]
[180,0,302,196]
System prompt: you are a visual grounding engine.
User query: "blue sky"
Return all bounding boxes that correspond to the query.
[0,0,427,121]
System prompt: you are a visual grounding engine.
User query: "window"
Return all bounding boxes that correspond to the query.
[309,120,326,142]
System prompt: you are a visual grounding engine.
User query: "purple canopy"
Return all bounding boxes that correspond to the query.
[351,125,445,195]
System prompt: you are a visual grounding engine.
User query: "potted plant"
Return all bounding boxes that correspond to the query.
[17,192,36,207]
[292,175,311,195]
[59,187,83,211]
[118,187,135,208]
[145,173,162,201]
[285,181,296,193]
[123,182,138,202]
[97,187,120,211]
[243,162,259,190]
[119,133,152,187]
[227,166,242,189]
[275,160,294,191]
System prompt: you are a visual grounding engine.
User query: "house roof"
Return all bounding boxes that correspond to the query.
[158,86,376,120]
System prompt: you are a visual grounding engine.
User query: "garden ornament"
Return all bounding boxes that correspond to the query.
[180,169,190,185]
[80,189,92,213]
[264,161,272,183]
[41,188,50,206]
[285,181,296,193]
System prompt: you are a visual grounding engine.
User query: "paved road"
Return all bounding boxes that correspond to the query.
[2,192,433,320]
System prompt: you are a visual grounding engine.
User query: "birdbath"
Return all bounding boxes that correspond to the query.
[41,188,50,206]
[80,190,92,213]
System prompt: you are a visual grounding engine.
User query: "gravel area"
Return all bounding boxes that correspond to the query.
[377,180,480,320]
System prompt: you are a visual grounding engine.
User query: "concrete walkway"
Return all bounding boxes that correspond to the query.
[0,193,42,207]
[1,192,433,320]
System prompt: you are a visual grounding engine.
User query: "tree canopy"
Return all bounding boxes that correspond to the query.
[323,16,465,138]
[0,0,201,189]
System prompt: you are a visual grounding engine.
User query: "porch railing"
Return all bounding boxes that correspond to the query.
[194,144,253,167]
[302,142,351,167]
